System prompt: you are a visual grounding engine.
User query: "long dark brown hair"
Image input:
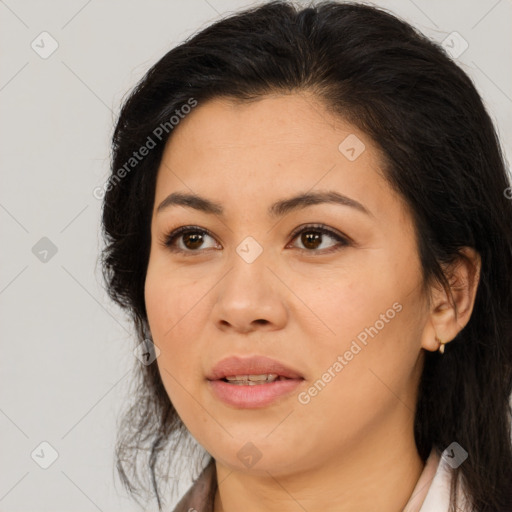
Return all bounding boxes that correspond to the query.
[101,1,512,510]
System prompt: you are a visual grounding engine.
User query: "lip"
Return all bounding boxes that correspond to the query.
[206,355,305,408]
[206,355,304,381]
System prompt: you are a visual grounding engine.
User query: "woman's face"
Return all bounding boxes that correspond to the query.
[145,92,433,476]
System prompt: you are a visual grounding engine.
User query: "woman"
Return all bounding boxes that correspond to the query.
[101,1,512,511]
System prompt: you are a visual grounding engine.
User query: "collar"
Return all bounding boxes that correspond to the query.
[409,447,470,512]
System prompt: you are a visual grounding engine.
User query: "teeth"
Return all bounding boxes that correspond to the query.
[225,373,279,384]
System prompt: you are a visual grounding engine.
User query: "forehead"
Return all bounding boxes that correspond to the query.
[163,93,368,157]
[154,93,406,223]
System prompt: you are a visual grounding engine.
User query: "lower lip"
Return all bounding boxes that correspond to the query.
[208,378,304,408]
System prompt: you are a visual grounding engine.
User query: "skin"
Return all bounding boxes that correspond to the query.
[144,92,481,512]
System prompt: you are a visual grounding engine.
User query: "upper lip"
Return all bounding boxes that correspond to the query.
[207,355,304,380]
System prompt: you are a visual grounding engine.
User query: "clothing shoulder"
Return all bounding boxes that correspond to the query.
[419,447,472,512]
[171,459,216,512]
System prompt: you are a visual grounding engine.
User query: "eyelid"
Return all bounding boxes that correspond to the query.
[288,223,351,245]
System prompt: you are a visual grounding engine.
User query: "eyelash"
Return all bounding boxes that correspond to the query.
[161,223,351,256]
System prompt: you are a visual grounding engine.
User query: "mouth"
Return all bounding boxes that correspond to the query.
[220,374,292,385]
[206,355,305,408]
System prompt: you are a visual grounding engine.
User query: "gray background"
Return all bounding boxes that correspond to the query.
[1,0,511,511]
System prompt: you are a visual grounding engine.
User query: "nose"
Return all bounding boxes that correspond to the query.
[211,249,289,334]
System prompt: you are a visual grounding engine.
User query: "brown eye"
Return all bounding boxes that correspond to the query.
[162,223,350,256]
[300,231,323,250]
[163,226,219,253]
[182,231,206,250]
[289,224,350,254]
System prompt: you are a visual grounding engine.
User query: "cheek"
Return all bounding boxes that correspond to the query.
[299,267,423,408]
[305,271,399,355]
[292,302,421,453]
[144,261,211,393]
[145,259,203,339]
[144,271,201,425]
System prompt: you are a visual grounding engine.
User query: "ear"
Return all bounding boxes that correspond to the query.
[421,247,481,352]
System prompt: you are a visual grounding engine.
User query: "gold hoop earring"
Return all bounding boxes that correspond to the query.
[435,336,447,354]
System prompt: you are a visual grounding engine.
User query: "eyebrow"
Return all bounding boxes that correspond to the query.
[156,190,373,218]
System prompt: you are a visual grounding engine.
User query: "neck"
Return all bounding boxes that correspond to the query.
[213,413,424,512]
